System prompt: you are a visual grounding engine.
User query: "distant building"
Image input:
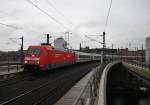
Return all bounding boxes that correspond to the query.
[145,37,150,64]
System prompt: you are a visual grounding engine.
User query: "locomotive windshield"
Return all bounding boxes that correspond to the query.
[27,48,41,55]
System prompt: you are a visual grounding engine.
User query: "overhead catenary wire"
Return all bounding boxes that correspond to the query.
[0,20,46,49]
[104,0,112,32]
[45,0,74,26]
[26,0,70,31]
[0,21,44,35]
[85,35,103,44]
[26,0,84,46]
[0,22,19,29]
[0,9,45,35]
[0,0,82,48]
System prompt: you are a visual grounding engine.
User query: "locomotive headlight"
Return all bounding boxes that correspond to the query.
[32,54,35,57]
[24,60,28,64]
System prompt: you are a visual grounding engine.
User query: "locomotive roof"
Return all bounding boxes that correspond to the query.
[29,45,53,49]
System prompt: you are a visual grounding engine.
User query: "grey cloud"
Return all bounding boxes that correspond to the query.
[0,0,149,51]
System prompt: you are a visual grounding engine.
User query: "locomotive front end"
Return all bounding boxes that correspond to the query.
[24,46,41,70]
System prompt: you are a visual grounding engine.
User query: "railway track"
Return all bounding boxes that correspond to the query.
[0,62,99,105]
[0,71,42,87]
[0,71,30,82]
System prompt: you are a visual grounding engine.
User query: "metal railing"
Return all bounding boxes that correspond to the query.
[125,60,150,70]
[73,64,105,105]
[72,58,127,105]
[0,62,23,75]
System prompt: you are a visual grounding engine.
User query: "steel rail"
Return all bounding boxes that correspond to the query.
[0,67,84,105]
[0,62,98,105]
[33,70,83,105]
[0,72,35,87]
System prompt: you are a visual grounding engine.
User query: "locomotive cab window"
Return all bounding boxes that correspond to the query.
[27,48,41,55]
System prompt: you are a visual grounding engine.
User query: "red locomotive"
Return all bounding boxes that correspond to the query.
[24,37,102,71]
[24,45,76,70]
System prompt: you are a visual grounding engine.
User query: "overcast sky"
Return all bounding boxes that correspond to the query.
[0,0,150,51]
